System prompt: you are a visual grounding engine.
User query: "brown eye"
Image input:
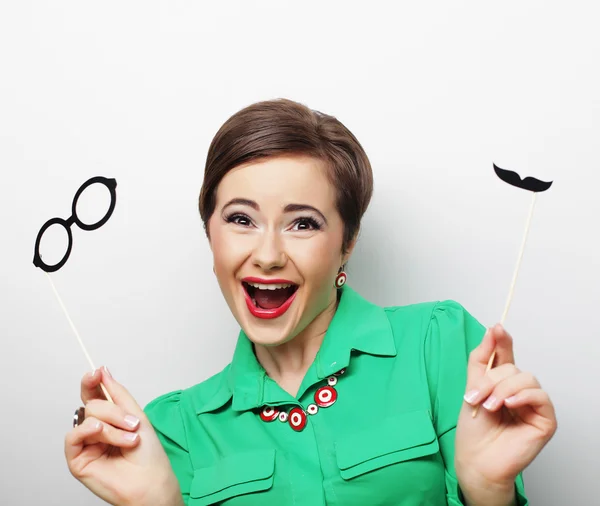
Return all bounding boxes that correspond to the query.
[226,213,252,227]
[292,217,321,231]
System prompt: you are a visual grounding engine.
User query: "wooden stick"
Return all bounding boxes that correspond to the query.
[472,192,537,417]
[45,272,114,403]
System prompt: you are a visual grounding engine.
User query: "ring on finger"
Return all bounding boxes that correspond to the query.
[73,406,85,428]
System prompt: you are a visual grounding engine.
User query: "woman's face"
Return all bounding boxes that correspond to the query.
[208,155,352,346]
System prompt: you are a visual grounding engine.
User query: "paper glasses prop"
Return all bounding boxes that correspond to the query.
[33,176,117,403]
[33,176,117,272]
[472,164,553,418]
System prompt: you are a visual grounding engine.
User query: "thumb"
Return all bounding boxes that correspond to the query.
[97,367,144,418]
[466,328,496,387]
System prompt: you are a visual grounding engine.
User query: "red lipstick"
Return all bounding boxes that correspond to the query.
[241,277,298,320]
[242,277,295,285]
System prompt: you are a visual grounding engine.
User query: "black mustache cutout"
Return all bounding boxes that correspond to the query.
[493,164,553,193]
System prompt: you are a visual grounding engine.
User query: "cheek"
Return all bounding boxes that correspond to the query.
[209,224,250,273]
[287,234,341,281]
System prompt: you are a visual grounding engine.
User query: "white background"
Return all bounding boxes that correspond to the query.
[1,1,598,504]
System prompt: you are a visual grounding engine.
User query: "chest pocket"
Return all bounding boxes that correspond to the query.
[335,409,440,480]
[189,449,275,505]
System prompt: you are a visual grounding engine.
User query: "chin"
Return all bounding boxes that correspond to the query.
[237,309,302,347]
[242,324,298,347]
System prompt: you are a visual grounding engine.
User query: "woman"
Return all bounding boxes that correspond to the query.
[65,99,557,506]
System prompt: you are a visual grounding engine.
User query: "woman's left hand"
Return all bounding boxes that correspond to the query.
[454,324,557,504]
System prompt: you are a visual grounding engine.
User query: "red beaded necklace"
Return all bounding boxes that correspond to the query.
[259,368,345,432]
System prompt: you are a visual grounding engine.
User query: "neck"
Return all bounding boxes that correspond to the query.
[254,289,339,397]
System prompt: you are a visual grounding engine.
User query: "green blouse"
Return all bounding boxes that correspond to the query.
[145,285,528,505]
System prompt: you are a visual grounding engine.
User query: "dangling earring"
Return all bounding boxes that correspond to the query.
[335,267,347,288]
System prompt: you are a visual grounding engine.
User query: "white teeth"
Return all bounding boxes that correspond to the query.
[246,282,293,290]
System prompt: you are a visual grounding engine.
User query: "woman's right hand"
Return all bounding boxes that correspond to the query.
[65,367,183,506]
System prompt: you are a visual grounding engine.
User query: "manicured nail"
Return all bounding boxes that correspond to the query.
[505,395,518,405]
[94,420,102,430]
[483,396,498,410]
[464,390,480,404]
[103,366,112,378]
[123,432,138,442]
[124,415,140,428]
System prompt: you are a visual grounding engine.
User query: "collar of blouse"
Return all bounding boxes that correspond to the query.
[191,285,398,416]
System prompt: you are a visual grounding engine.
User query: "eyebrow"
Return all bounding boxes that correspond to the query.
[283,204,328,224]
[222,199,328,224]
[222,198,258,211]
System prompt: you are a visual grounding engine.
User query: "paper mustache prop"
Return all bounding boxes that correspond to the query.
[34,176,118,403]
[493,164,553,193]
[473,164,553,417]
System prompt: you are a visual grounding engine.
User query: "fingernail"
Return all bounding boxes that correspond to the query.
[464,390,480,404]
[89,369,96,378]
[124,415,140,428]
[103,366,112,378]
[505,395,517,405]
[123,432,138,442]
[483,396,498,410]
[94,421,102,430]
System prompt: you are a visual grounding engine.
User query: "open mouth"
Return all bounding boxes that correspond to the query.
[243,281,298,309]
[242,280,299,319]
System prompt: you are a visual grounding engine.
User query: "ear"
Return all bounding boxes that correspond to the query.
[341,232,359,266]
[204,221,213,248]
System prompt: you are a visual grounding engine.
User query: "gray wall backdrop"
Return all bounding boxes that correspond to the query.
[1,1,598,504]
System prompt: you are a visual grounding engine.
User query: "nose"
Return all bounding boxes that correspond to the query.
[252,229,287,272]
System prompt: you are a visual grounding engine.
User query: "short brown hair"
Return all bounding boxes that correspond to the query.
[199,98,373,253]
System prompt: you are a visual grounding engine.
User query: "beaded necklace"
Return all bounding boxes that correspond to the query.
[259,368,345,432]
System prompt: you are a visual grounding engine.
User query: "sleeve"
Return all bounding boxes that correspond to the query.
[144,390,194,506]
[424,301,529,506]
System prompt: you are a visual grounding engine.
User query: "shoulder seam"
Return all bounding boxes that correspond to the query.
[423,301,443,427]
[177,389,193,452]
[384,300,441,314]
